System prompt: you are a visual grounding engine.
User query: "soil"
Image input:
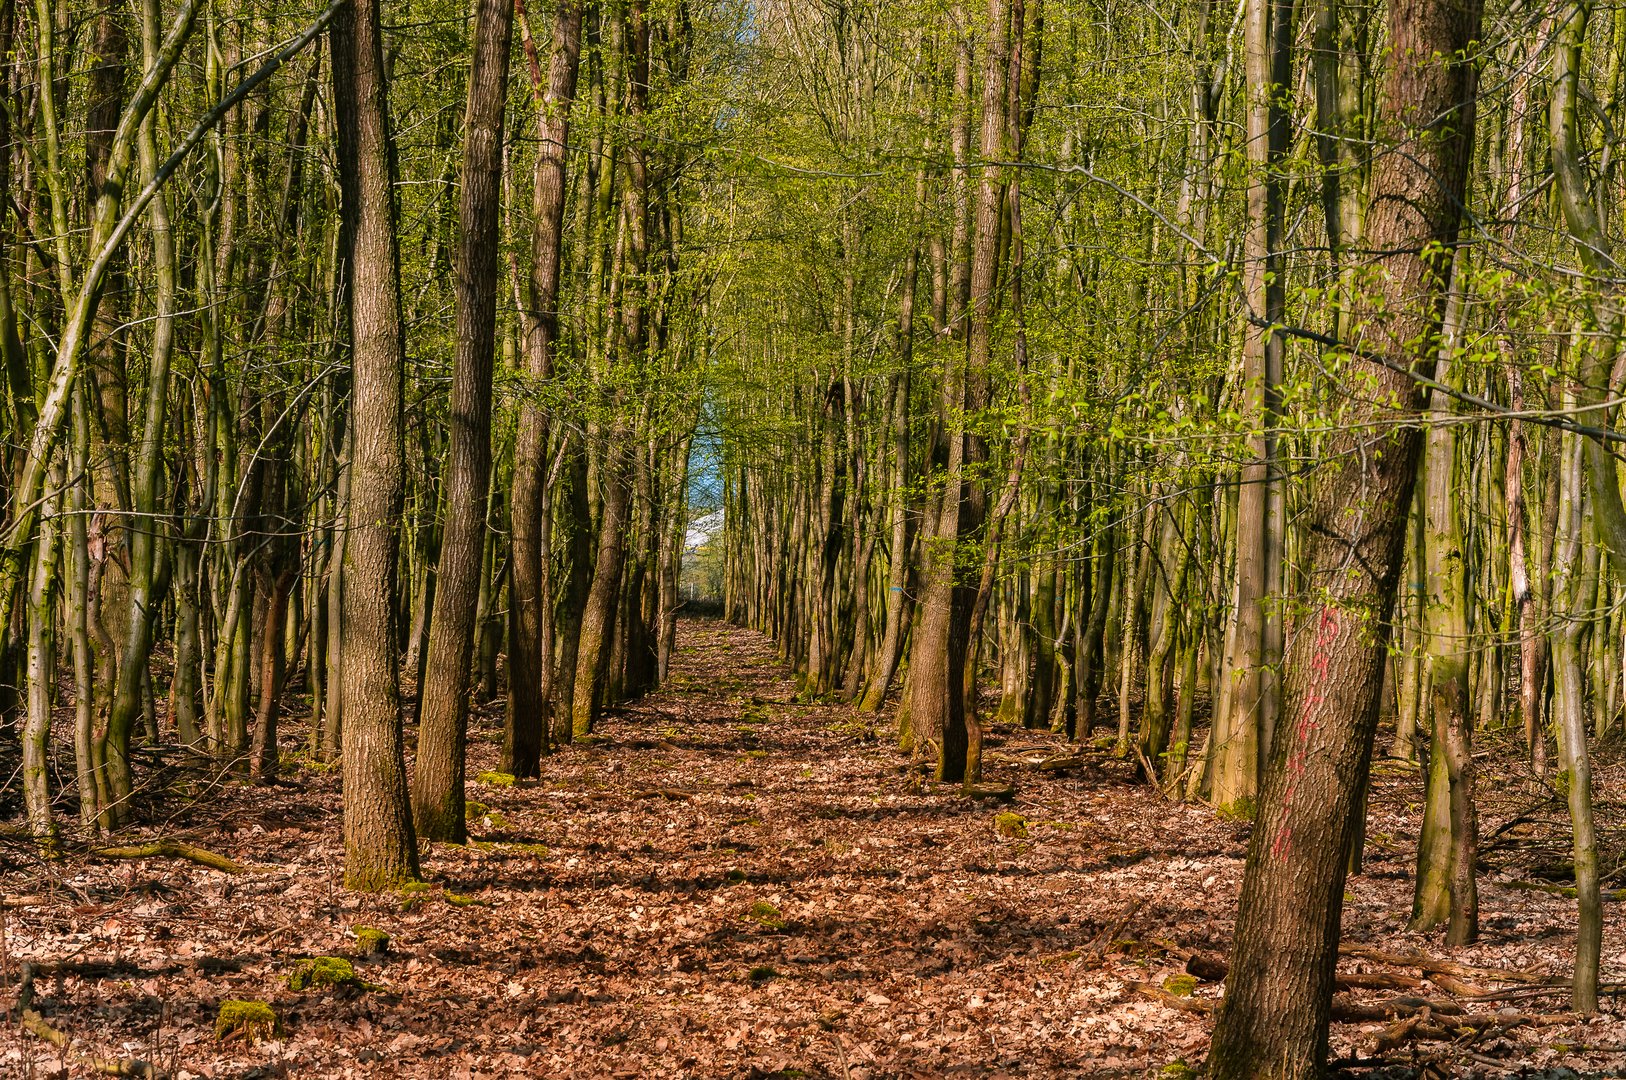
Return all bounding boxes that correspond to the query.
[2,619,1624,1078]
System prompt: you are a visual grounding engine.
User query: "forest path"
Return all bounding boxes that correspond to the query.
[7,620,1621,1078]
[428,617,1241,1077]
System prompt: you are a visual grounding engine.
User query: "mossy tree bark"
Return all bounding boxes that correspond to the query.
[1410,277,1478,944]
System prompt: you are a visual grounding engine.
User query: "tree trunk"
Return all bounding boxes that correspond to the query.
[413,0,518,841]
[334,0,419,890]
[1410,270,1477,944]
[1210,0,1289,812]
[506,0,584,777]
[1206,0,1483,1068]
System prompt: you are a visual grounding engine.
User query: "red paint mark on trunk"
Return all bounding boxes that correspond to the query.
[1270,607,1340,860]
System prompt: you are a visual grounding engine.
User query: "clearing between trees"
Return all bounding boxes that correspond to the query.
[3,619,1623,1079]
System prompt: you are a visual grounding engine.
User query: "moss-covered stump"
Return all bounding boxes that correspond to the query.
[215,1000,279,1042]
[994,811,1029,839]
[287,956,364,992]
[352,926,390,957]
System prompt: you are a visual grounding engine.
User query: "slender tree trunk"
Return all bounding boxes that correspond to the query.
[413,0,518,840]
[23,462,61,853]
[1211,0,1289,812]
[506,0,584,777]
[1550,0,1614,1012]
[1410,275,1477,943]
[911,0,1017,784]
[1551,424,1602,1014]
[858,235,918,713]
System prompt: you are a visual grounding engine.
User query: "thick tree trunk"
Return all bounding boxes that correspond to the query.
[1206,0,1483,1069]
[334,0,419,890]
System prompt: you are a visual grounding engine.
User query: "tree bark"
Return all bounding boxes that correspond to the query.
[413,0,518,840]
[506,0,584,777]
[334,0,419,889]
[1206,0,1484,1069]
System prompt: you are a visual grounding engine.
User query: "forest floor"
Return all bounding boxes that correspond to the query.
[4,619,1626,1079]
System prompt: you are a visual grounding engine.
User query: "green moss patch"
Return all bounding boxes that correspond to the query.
[747,965,779,983]
[994,812,1029,839]
[464,800,508,829]
[744,900,786,931]
[352,926,390,957]
[475,771,517,787]
[398,880,432,910]
[1161,974,1198,998]
[287,956,365,992]
[215,999,279,1042]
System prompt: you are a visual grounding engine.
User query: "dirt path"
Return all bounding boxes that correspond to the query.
[3,620,1624,1078]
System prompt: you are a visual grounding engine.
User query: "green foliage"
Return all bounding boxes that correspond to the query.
[475,771,517,788]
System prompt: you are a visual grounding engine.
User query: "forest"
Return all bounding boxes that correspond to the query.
[1,0,1625,1075]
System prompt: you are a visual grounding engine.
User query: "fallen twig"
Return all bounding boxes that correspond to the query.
[1126,981,1212,1012]
[1500,878,1626,901]
[1338,943,1549,985]
[91,841,244,874]
[22,1009,165,1077]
